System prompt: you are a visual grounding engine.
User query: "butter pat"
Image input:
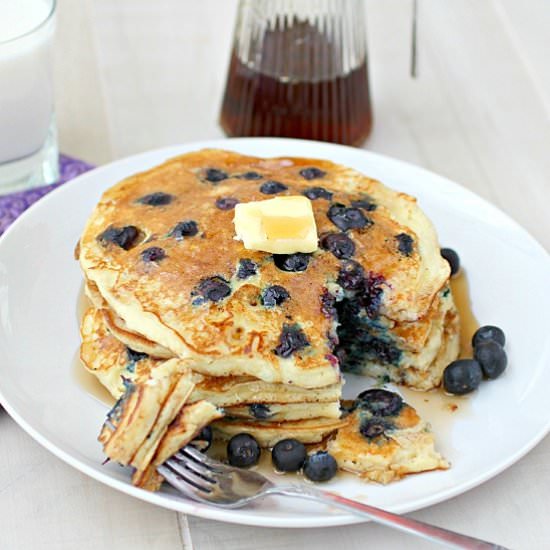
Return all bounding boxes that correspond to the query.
[234,196,318,254]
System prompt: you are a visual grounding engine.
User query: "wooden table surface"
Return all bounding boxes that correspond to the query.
[2,1,549,548]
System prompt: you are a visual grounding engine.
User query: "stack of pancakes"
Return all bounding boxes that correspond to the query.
[78,149,458,485]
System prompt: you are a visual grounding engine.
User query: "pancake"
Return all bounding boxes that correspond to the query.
[132,400,222,490]
[328,389,448,483]
[80,306,342,410]
[78,149,455,390]
[99,361,196,468]
[213,417,346,447]
[224,401,341,422]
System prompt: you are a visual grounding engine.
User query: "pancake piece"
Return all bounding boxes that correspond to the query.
[132,400,222,490]
[328,389,448,483]
[99,361,194,468]
[213,417,346,447]
[78,149,456,390]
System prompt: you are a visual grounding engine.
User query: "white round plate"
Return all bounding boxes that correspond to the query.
[1,138,549,528]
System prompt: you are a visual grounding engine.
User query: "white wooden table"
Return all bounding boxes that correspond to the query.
[2,1,549,548]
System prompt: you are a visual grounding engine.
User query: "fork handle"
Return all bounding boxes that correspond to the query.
[267,485,509,550]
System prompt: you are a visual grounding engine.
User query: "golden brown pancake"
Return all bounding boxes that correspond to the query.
[328,389,448,483]
[78,149,456,390]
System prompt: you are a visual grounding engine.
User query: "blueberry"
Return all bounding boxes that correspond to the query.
[261,285,290,307]
[272,439,306,472]
[141,246,166,263]
[472,325,506,348]
[303,187,333,200]
[360,418,392,439]
[351,198,377,211]
[395,233,414,256]
[216,197,239,210]
[320,291,337,319]
[239,171,263,180]
[126,347,148,363]
[355,389,403,416]
[227,433,261,467]
[98,226,139,250]
[299,167,326,180]
[170,220,198,239]
[320,232,355,259]
[273,253,311,272]
[260,180,288,194]
[191,425,212,452]
[205,168,228,183]
[327,203,371,232]
[303,451,337,482]
[337,260,365,290]
[195,276,231,302]
[443,359,483,395]
[249,403,271,420]
[273,324,310,358]
[474,341,508,379]
[136,192,174,206]
[237,258,258,279]
[441,248,460,276]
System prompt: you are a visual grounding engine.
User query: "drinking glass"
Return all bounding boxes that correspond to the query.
[0,0,58,194]
[220,0,372,147]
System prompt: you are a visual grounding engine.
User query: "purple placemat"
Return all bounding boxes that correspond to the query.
[0,154,94,236]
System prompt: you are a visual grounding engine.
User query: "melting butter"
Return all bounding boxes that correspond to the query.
[234,196,318,254]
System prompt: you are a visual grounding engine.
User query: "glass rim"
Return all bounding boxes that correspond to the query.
[0,0,57,46]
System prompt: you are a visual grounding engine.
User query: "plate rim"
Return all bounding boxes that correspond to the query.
[1,136,549,528]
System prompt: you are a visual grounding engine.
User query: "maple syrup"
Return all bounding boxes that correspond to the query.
[220,22,372,146]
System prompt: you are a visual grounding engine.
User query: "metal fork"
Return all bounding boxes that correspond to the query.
[158,446,509,549]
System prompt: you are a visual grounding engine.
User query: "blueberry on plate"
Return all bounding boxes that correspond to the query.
[474,340,508,379]
[227,433,261,467]
[191,425,213,452]
[272,439,306,472]
[472,325,506,348]
[303,451,338,482]
[443,359,483,395]
[440,247,460,276]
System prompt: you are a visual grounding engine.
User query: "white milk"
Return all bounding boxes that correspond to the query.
[0,0,55,165]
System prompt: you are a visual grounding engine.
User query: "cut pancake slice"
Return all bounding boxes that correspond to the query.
[99,360,194,467]
[328,389,448,483]
[132,400,222,490]
[213,417,346,447]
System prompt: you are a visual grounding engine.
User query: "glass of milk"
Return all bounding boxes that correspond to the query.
[0,0,58,194]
